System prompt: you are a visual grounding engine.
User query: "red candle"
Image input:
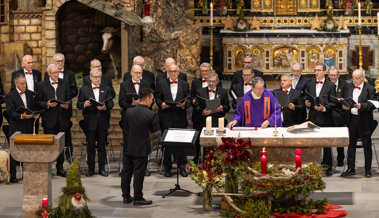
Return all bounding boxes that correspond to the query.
[261,147,267,157]
[42,198,48,208]
[144,4,150,16]
[296,149,301,156]
[295,155,302,174]
[261,155,267,174]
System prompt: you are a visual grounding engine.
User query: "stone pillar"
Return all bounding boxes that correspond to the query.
[121,22,129,76]
[264,44,271,71]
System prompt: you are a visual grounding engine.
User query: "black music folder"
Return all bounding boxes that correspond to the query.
[124,93,140,102]
[89,97,112,107]
[16,106,45,115]
[49,99,70,104]
[165,98,186,107]
[273,91,290,107]
[305,91,329,106]
[197,95,221,114]
[331,96,356,108]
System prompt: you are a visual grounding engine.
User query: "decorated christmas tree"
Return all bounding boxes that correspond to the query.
[52,157,95,218]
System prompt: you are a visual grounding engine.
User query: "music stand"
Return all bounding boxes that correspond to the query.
[160,128,200,198]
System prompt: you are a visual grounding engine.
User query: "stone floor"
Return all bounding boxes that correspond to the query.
[2,143,379,218]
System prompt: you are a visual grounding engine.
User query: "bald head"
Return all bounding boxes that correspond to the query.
[165,58,176,68]
[22,55,34,72]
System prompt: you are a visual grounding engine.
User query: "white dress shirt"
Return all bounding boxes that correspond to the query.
[351,82,363,115]
[292,77,299,89]
[208,87,216,100]
[315,78,325,97]
[202,78,207,88]
[170,79,178,101]
[92,83,100,102]
[334,80,339,92]
[132,79,140,94]
[59,68,64,79]
[244,81,252,94]
[50,78,58,99]
[24,69,34,92]
[17,88,27,119]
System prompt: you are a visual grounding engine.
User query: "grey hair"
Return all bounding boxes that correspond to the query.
[22,55,33,63]
[281,73,293,80]
[242,65,254,74]
[131,64,142,73]
[133,56,144,64]
[53,53,65,61]
[328,66,339,74]
[243,54,254,61]
[251,77,264,87]
[47,64,58,73]
[315,63,326,71]
[167,64,180,72]
[200,62,211,71]
[14,73,25,84]
[90,68,102,76]
[353,69,365,78]
[207,72,219,80]
[90,59,101,67]
[165,58,176,65]
[291,62,303,71]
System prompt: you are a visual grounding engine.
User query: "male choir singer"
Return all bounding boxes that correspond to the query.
[121,88,160,205]
[35,64,71,177]
[230,65,255,109]
[341,69,376,178]
[228,77,282,128]
[6,74,38,183]
[77,68,114,177]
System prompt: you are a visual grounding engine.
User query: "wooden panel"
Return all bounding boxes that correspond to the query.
[14,134,55,145]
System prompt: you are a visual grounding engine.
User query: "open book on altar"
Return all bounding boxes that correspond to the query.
[287,121,320,132]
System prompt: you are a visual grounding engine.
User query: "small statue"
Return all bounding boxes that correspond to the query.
[364,0,372,15]
[325,0,333,17]
[227,0,233,9]
[236,0,245,16]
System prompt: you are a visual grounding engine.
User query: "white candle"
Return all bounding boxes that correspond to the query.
[206,116,212,132]
[377,13,379,35]
[358,3,361,26]
[218,117,224,131]
[210,3,213,26]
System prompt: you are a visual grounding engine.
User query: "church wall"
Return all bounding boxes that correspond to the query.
[348,34,378,77]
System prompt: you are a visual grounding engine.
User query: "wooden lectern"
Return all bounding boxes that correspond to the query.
[10,132,65,218]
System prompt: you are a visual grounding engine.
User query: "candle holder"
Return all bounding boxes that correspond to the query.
[273,125,279,137]
[358,25,364,72]
[204,130,214,135]
[216,129,226,136]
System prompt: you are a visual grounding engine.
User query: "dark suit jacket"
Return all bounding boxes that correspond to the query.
[6,89,35,135]
[125,104,160,156]
[190,78,222,123]
[229,69,265,92]
[156,78,191,130]
[35,78,71,129]
[332,78,349,127]
[195,87,230,127]
[77,84,114,131]
[83,74,115,99]
[123,69,155,91]
[273,88,305,127]
[230,82,246,110]
[11,69,41,92]
[346,82,376,135]
[155,72,187,94]
[294,75,311,95]
[306,79,336,127]
[119,79,151,124]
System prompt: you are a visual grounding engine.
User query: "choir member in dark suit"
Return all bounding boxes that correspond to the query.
[328,66,349,166]
[121,88,160,205]
[35,64,71,177]
[341,69,376,178]
[11,55,41,93]
[83,59,116,99]
[6,74,37,183]
[291,62,310,123]
[156,64,191,177]
[77,68,114,177]
[123,56,155,91]
[229,54,265,91]
[305,63,336,175]
[44,53,78,163]
[273,73,304,127]
[195,72,230,160]
[230,65,255,110]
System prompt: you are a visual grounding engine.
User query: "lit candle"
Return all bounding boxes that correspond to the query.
[377,13,379,35]
[206,116,212,132]
[218,117,224,131]
[42,198,48,208]
[295,155,302,174]
[144,3,150,17]
[295,149,301,156]
[261,155,267,174]
[358,3,361,26]
[261,147,267,157]
[210,3,213,26]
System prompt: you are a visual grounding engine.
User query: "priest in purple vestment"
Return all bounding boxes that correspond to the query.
[228,77,282,128]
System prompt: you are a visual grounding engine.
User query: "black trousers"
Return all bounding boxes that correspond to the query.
[347,115,372,171]
[64,120,73,158]
[10,154,18,176]
[44,123,66,171]
[121,155,148,200]
[87,128,108,172]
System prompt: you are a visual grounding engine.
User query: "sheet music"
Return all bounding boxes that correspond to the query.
[368,100,379,108]
[165,130,195,143]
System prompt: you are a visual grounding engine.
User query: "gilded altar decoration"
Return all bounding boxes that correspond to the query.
[342,0,356,15]
[310,0,319,9]
[364,0,372,15]
[222,15,235,30]
[299,0,307,9]
[336,15,349,30]
[263,0,272,9]
[274,0,297,15]
[272,46,299,69]
[234,44,247,69]
[307,45,321,69]
[236,0,245,15]
[310,15,322,30]
[249,16,261,30]
[252,0,261,9]
[324,46,337,69]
